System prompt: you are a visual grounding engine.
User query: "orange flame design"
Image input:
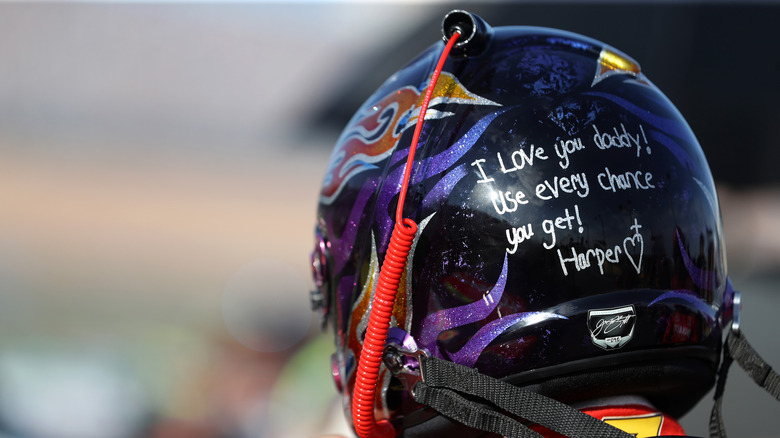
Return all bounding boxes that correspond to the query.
[320,73,499,204]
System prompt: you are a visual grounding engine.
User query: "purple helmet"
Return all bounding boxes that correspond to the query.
[311,10,733,436]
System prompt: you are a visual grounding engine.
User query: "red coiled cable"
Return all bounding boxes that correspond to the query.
[352,31,461,438]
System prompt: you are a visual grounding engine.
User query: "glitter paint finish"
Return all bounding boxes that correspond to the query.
[449,311,567,367]
[421,164,466,211]
[314,22,731,426]
[420,254,508,355]
[416,108,508,181]
[331,176,377,274]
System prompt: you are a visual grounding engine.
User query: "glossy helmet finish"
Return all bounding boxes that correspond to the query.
[311,11,734,434]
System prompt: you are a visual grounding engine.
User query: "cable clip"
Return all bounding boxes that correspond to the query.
[383,328,428,392]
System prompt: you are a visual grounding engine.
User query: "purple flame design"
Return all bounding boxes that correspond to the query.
[420,254,508,356]
[331,177,379,274]
[649,289,717,321]
[675,228,720,291]
[447,311,567,367]
[421,163,467,211]
[375,108,510,251]
[647,229,721,320]
[583,91,694,168]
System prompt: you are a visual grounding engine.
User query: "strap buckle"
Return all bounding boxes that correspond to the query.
[383,342,428,393]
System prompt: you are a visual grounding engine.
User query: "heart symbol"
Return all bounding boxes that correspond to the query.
[623,233,644,274]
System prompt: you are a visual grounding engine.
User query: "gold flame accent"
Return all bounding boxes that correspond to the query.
[593,47,642,86]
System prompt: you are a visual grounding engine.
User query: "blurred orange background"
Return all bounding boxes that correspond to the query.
[0,3,778,438]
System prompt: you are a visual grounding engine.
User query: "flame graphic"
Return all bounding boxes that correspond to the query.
[344,215,435,404]
[592,47,642,86]
[320,73,499,204]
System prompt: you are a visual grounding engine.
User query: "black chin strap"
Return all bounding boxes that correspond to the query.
[709,331,780,438]
[410,355,634,438]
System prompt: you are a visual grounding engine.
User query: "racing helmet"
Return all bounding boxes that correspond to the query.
[311,10,734,437]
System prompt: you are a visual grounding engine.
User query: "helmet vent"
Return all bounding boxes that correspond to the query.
[441,10,492,57]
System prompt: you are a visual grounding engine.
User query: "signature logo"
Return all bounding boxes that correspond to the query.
[592,314,634,336]
[588,305,636,350]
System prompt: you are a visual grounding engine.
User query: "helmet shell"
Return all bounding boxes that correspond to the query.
[313,24,730,430]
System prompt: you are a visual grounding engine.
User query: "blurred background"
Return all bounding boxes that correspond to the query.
[0,1,778,438]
